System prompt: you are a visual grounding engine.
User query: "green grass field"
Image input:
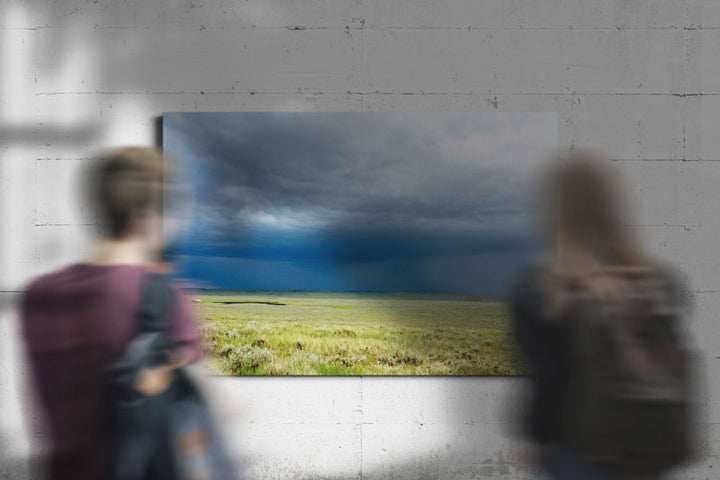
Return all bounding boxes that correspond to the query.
[194,290,525,376]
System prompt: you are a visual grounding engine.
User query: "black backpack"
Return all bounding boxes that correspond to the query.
[107,273,237,480]
[559,267,696,477]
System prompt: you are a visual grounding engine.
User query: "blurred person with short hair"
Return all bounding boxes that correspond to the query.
[20,147,201,480]
[511,149,697,479]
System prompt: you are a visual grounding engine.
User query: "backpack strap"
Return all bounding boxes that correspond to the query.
[135,272,174,334]
[113,273,175,379]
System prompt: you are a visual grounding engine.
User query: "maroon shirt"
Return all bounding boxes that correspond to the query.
[20,264,201,480]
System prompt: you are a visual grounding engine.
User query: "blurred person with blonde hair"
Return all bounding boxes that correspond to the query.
[20,147,201,480]
[511,148,697,479]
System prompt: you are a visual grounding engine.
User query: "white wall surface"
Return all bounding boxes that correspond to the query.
[1,1,719,478]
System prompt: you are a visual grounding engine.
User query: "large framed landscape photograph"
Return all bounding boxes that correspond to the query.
[163,112,556,375]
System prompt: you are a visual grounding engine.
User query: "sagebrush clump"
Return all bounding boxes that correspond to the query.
[377,350,423,366]
[223,344,273,372]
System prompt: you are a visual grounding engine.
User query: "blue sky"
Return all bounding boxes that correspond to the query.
[163,112,556,295]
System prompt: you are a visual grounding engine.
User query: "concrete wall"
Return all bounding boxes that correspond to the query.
[1,1,718,478]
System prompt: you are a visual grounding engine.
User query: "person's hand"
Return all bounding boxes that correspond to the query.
[133,365,174,396]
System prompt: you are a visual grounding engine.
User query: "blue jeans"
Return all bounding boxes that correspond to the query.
[541,446,665,480]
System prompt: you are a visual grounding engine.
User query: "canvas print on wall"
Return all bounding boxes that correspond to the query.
[163,112,556,375]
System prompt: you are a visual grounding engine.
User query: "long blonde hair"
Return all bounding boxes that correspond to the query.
[540,148,656,317]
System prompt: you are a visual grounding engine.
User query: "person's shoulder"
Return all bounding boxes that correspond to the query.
[509,259,551,310]
[648,262,689,308]
[21,263,144,300]
[640,261,685,292]
[22,264,81,295]
[20,264,86,312]
[512,259,549,291]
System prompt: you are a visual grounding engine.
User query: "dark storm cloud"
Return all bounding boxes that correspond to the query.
[165,112,555,241]
[178,227,534,265]
[163,112,556,294]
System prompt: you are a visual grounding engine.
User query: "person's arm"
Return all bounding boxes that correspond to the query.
[133,285,202,396]
[168,285,203,363]
[511,268,567,447]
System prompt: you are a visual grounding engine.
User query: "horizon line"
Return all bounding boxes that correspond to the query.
[182,287,504,297]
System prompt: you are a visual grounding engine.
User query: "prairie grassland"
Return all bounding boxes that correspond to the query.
[194,291,525,376]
